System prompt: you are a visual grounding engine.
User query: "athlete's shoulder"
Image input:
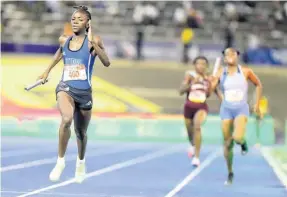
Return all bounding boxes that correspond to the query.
[241,65,255,76]
[92,34,105,49]
[59,35,69,46]
[185,70,197,77]
[240,65,252,71]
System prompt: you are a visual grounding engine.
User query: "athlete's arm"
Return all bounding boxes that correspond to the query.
[210,67,222,92]
[91,35,110,67]
[37,35,67,82]
[246,67,262,112]
[206,74,223,100]
[179,71,192,95]
[214,87,223,102]
[87,21,110,67]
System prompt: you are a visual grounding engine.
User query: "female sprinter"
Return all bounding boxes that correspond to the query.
[37,6,110,183]
[179,56,219,167]
[211,48,262,185]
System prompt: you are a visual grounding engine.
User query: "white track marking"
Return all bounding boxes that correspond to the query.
[164,149,221,197]
[15,146,182,197]
[1,190,147,197]
[1,191,95,196]
[0,142,117,158]
[1,148,55,158]
[1,144,146,172]
[261,147,287,190]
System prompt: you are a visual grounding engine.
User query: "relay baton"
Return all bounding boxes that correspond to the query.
[212,57,221,76]
[24,78,49,91]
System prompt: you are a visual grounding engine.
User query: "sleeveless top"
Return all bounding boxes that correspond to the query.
[61,35,96,89]
[186,71,210,104]
[220,65,248,108]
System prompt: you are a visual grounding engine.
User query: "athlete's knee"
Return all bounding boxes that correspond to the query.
[232,134,244,144]
[185,123,192,131]
[61,115,73,128]
[193,122,201,132]
[222,129,231,141]
[75,128,87,141]
[224,145,231,155]
[224,138,234,149]
[185,119,193,130]
[184,118,192,126]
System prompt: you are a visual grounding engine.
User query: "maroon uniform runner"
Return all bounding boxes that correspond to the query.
[179,56,211,167]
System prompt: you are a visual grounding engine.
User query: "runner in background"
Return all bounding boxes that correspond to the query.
[250,92,269,147]
[179,56,222,167]
[210,48,263,185]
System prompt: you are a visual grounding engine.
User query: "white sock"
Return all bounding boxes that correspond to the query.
[57,156,65,165]
[77,156,85,164]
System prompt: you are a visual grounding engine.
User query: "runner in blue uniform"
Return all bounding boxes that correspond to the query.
[37,6,110,183]
[211,48,262,185]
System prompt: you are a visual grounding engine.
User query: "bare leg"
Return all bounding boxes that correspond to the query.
[193,110,207,158]
[222,119,234,174]
[184,118,194,146]
[233,115,248,155]
[73,107,91,183]
[49,91,75,182]
[184,117,195,158]
[57,92,75,158]
[222,119,234,185]
[73,108,91,160]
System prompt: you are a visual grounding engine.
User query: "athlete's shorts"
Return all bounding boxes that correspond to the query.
[184,101,208,119]
[56,81,93,110]
[220,103,249,120]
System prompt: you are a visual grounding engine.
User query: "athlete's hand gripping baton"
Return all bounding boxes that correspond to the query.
[24,78,49,91]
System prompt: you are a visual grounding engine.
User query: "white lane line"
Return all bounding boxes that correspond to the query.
[0,143,118,158]
[0,190,94,196]
[164,149,221,197]
[1,148,55,158]
[15,145,183,197]
[1,190,149,197]
[261,147,287,190]
[1,143,146,172]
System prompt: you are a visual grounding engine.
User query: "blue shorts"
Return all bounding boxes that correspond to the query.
[220,103,249,120]
[56,82,93,110]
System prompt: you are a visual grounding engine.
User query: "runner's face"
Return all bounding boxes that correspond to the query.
[71,11,88,33]
[224,49,238,65]
[195,59,207,74]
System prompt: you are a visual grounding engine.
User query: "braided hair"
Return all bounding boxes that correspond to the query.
[73,5,91,20]
[72,6,91,32]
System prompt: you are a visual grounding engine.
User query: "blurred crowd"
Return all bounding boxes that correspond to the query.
[1,1,287,63]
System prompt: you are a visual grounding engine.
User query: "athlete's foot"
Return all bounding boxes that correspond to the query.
[191,157,200,167]
[241,141,248,155]
[75,158,86,183]
[224,172,234,185]
[187,146,194,158]
[49,157,65,182]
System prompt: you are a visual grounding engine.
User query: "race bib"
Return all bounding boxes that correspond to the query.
[225,90,244,102]
[188,90,206,103]
[63,65,87,81]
